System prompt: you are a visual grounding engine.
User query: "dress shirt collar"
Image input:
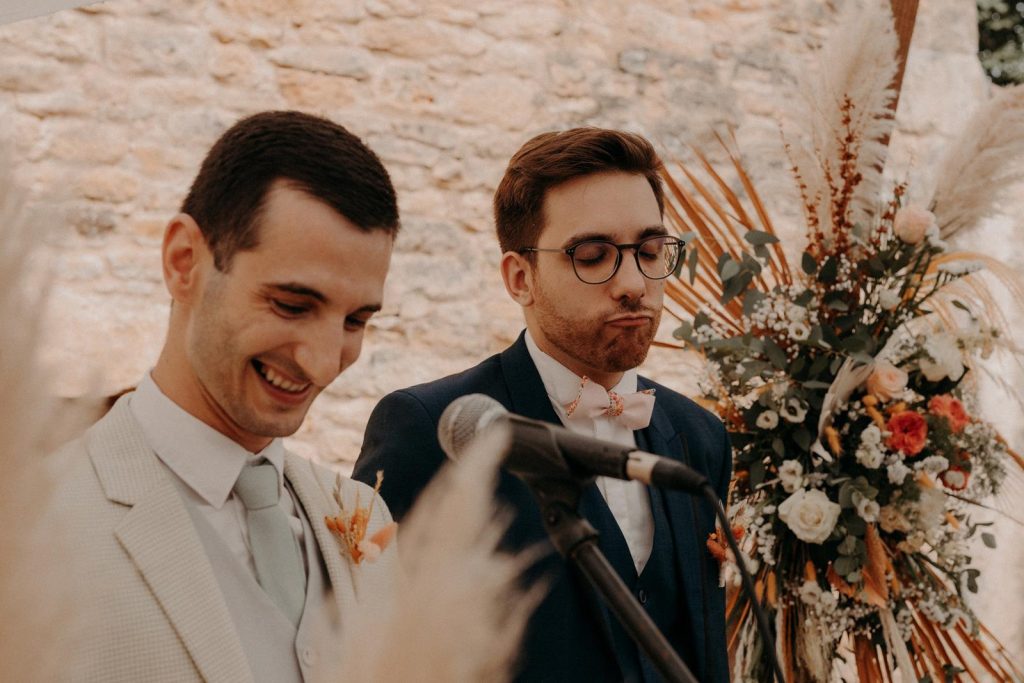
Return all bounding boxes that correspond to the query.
[524,330,639,410]
[129,372,286,509]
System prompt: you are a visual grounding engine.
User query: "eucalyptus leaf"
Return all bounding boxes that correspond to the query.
[801,251,817,275]
[982,532,997,549]
[745,230,779,246]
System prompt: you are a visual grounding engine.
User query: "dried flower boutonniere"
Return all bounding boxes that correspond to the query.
[324,469,397,565]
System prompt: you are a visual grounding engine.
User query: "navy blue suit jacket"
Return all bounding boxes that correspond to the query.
[353,333,731,682]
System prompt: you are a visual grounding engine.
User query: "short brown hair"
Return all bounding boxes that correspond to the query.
[493,127,664,253]
[181,111,399,271]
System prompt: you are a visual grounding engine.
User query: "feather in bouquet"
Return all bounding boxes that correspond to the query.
[662,1,1024,680]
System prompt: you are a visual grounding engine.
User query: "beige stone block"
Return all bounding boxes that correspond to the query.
[478,4,568,39]
[450,74,539,129]
[0,58,62,93]
[47,123,131,165]
[133,145,193,176]
[276,68,359,110]
[209,43,262,85]
[105,20,209,77]
[17,90,92,117]
[77,168,140,204]
[361,17,489,59]
[269,45,372,80]
[66,202,120,237]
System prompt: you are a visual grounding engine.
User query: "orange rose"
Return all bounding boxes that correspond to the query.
[928,394,969,433]
[865,360,908,402]
[886,411,928,456]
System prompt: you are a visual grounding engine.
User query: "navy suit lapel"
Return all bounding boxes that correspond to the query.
[498,333,625,669]
[637,378,709,679]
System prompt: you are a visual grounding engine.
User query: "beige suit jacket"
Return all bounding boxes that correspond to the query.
[50,394,395,682]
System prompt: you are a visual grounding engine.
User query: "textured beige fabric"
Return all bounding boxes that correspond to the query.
[48,394,396,682]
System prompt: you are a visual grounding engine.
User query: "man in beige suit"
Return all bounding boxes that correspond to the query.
[51,111,400,682]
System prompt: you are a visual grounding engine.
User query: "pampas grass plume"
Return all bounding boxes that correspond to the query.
[334,425,544,682]
[0,138,71,679]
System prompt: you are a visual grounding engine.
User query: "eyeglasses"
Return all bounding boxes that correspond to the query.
[519,234,686,285]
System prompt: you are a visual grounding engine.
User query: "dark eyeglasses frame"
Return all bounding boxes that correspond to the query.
[518,234,687,285]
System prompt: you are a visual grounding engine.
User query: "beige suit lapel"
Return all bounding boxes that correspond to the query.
[89,397,253,683]
[283,453,358,615]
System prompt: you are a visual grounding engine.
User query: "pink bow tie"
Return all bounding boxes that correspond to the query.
[564,376,655,430]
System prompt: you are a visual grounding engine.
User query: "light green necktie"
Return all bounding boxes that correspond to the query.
[234,461,307,626]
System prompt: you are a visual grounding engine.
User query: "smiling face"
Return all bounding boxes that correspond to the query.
[155,181,393,452]
[503,171,666,388]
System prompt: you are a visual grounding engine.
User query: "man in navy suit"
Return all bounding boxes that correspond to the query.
[353,128,731,683]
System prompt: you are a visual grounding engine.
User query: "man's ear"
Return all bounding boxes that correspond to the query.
[162,213,209,303]
[500,251,536,307]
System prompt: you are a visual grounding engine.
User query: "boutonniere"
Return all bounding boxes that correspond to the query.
[324,469,398,565]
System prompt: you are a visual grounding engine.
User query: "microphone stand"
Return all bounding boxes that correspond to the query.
[512,467,698,683]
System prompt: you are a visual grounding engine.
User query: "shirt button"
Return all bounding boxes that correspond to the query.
[301,647,316,666]
[638,589,648,605]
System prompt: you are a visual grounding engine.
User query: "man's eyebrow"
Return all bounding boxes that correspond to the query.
[263,283,327,303]
[560,224,668,248]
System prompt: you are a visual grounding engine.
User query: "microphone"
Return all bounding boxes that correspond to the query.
[438,393,708,493]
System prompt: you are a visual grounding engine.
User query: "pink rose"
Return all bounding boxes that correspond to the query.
[865,360,908,402]
[893,206,936,245]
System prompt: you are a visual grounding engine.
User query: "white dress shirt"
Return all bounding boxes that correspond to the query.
[129,372,307,582]
[525,332,655,574]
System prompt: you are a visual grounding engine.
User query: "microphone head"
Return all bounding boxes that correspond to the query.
[438,393,508,460]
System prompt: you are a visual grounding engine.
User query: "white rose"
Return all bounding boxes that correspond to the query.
[778,489,841,544]
[919,333,965,382]
[756,410,779,429]
[778,459,804,493]
[877,287,901,311]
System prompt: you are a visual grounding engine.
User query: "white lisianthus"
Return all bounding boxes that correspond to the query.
[856,445,884,469]
[887,460,912,485]
[877,287,901,311]
[756,410,779,429]
[920,333,965,382]
[856,497,880,522]
[920,455,950,476]
[860,424,882,447]
[781,398,808,424]
[778,489,841,544]
[778,460,804,493]
[788,321,811,341]
[798,580,822,605]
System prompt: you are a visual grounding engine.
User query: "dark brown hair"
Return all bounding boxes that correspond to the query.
[181,111,400,271]
[492,127,664,253]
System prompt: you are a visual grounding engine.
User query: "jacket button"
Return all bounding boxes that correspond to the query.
[638,589,648,604]
[301,647,316,666]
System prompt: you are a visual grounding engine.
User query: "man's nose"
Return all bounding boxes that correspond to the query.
[294,322,346,388]
[609,249,647,300]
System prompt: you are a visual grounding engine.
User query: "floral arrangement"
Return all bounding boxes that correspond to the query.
[325,470,397,565]
[662,2,1024,680]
